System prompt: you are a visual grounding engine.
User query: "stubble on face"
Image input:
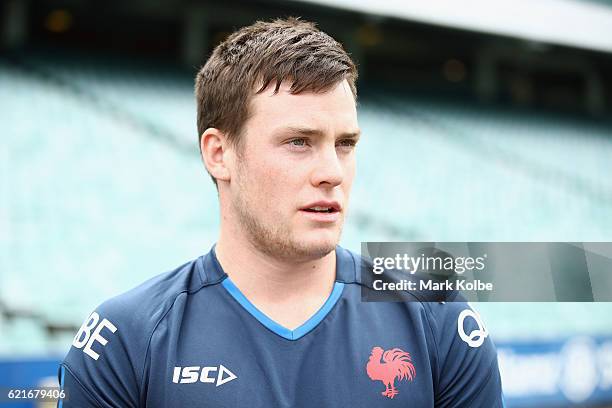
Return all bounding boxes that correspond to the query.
[231,153,341,263]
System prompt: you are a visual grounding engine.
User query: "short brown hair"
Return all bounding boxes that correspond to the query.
[195,17,358,186]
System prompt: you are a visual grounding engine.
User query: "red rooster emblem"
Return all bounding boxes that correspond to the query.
[366,346,416,399]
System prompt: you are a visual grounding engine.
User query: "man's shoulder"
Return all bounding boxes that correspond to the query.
[351,248,488,341]
[62,255,212,378]
[92,256,207,333]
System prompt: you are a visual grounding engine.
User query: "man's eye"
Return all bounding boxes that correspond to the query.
[289,138,307,147]
[338,139,357,148]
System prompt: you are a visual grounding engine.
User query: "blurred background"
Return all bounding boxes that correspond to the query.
[1,0,612,406]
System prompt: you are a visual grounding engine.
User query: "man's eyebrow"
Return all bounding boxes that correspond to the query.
[281,126,361,139]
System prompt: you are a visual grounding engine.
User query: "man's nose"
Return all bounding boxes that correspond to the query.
[310,144,343,187]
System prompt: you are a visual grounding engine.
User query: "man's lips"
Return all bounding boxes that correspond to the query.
[299,208,341,223]
[299,200,341,213]
[298,201,341,223]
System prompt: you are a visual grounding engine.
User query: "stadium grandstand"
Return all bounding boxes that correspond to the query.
[1,0,612,406]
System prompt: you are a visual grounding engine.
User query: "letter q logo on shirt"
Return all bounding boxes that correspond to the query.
[457,309,488,348]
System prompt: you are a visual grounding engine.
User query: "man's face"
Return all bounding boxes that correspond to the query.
[228,79,359,262]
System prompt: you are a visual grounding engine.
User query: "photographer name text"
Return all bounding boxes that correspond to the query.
[373,279,493,292]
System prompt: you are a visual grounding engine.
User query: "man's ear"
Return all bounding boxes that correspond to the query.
[200,128,231,183]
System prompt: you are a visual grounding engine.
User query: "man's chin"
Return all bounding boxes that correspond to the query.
[291,237,338,261]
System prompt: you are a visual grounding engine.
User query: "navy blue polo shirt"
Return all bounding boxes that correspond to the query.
[58,244,504,407]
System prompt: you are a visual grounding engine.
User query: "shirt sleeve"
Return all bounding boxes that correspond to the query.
[57,301,144,408]
[57,364,102,407]
[425,301,505,408]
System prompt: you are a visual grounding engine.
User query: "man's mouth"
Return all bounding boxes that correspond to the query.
[302,206,338,213]
[299,201,342,222]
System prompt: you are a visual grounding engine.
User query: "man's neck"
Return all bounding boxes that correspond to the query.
[214,232,337,330]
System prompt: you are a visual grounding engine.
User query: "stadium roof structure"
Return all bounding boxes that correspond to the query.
[293,0,612,54]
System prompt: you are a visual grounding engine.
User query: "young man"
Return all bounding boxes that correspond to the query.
[58,18,504,407]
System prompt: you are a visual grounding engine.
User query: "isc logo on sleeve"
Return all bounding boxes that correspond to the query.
[172,365,237,386]
[72,312,117,360]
